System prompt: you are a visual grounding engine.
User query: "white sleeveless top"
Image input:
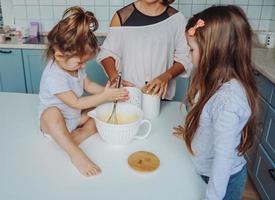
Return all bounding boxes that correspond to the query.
[97,12,192,100]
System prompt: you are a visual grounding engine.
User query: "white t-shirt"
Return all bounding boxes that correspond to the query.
[38,60,87,122]
[97,12,192,100]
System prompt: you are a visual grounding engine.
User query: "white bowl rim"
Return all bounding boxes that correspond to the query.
[91,102,143,127]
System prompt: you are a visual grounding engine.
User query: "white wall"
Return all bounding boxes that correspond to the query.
[1,0,275,33]
[271,5,275,32]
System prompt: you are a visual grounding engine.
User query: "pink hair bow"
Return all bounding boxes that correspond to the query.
[188,19,205,36]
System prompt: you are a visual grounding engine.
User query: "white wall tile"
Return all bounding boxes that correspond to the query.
[14,19,28,27]
[12,0,25,5]
[2,0,275,33]
[40,6,53,20]
[249,19,259,30]
[263,0,274,6]
[193,0,206,4]
[206,0,220,5]
[249,0,263,5]
[270,20,275,31]
[247,5,262,19]
[40,20,54,32]
[53,0,67,6]
[82,5,94,12]
[95,0,109,6]
[110,0,124,6]
[259,19,270,30]
[272,6,275,20]
[13,5,27,19]
[39,0,52,5]
[53,6,67,19]
[179,4,192,17]
[66,0,80,6]
[26,0,39,5]
[124,0,134,5]
[27,6,40,20]
[220,0,234,4]
[261,6,273,19]
[237,4,248,13]
[235,0,249,4]
[178,0,192,3]
[80,0,94,5]
[192,4,205,14]
[95,6,109,20]
[96,20,109,32]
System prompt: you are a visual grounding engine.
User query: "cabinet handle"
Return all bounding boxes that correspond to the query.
[252,69,260,76]
[0,50,12,54]
[269,169,275,181]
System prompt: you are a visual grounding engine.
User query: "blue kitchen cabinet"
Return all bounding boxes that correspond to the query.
[86,60,108,86]
[22,49,46,93]
[0,48,26,93]
[174,77,189,101]
[246,71,275,200]
[261,105,275,162]
[255,71,274,103]
[254,144,275,200]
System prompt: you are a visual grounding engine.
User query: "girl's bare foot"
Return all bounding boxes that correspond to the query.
[70,151,101,177]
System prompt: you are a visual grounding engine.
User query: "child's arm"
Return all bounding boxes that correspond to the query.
[83,77,104,94]
[55,84,128,110]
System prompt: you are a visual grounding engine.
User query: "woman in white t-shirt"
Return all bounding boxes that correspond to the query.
[97,0,192,99]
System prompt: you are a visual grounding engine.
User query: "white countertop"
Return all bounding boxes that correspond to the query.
[0,92,206,200]
[0,32,107,49]
[253,47,275,84]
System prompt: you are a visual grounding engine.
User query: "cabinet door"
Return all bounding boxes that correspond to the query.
[254,70,274,103]
[261,106,275,162]
[86,60,108,86]
[254,144,275,200]
[246,137,260,175]
[173,77,189,102]
[22,49,45,93]
[0,48,26,93]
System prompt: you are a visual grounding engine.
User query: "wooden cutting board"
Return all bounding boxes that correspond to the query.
[128,151,160,173]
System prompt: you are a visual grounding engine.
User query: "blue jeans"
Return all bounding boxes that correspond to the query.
[200,165,247,200]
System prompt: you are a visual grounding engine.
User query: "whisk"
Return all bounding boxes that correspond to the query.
[107,73,122,124]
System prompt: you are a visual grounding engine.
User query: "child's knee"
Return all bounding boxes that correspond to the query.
[40,107,64,125]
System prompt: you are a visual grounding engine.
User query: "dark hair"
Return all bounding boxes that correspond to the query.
[184,5,259,155]
[47,6,99,60]
[162,0,175,5]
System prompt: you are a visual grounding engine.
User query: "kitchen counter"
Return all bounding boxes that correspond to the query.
[0,33,107,49]
[253,47,275,84]
[0,92,206,200]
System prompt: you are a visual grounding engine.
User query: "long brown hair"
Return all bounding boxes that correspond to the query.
[184,5,259,155]
[47,6,99,60]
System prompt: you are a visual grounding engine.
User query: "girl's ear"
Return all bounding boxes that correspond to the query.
[54,51,65,62]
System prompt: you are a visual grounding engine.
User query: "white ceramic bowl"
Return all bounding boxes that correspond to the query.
[88,102,151,145]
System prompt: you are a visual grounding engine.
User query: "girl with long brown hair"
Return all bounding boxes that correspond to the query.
[173,5,259,199]
[38,7,128,177]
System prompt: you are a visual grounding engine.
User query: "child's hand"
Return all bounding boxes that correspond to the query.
[173,125,185,140]
[103,81,129,102]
